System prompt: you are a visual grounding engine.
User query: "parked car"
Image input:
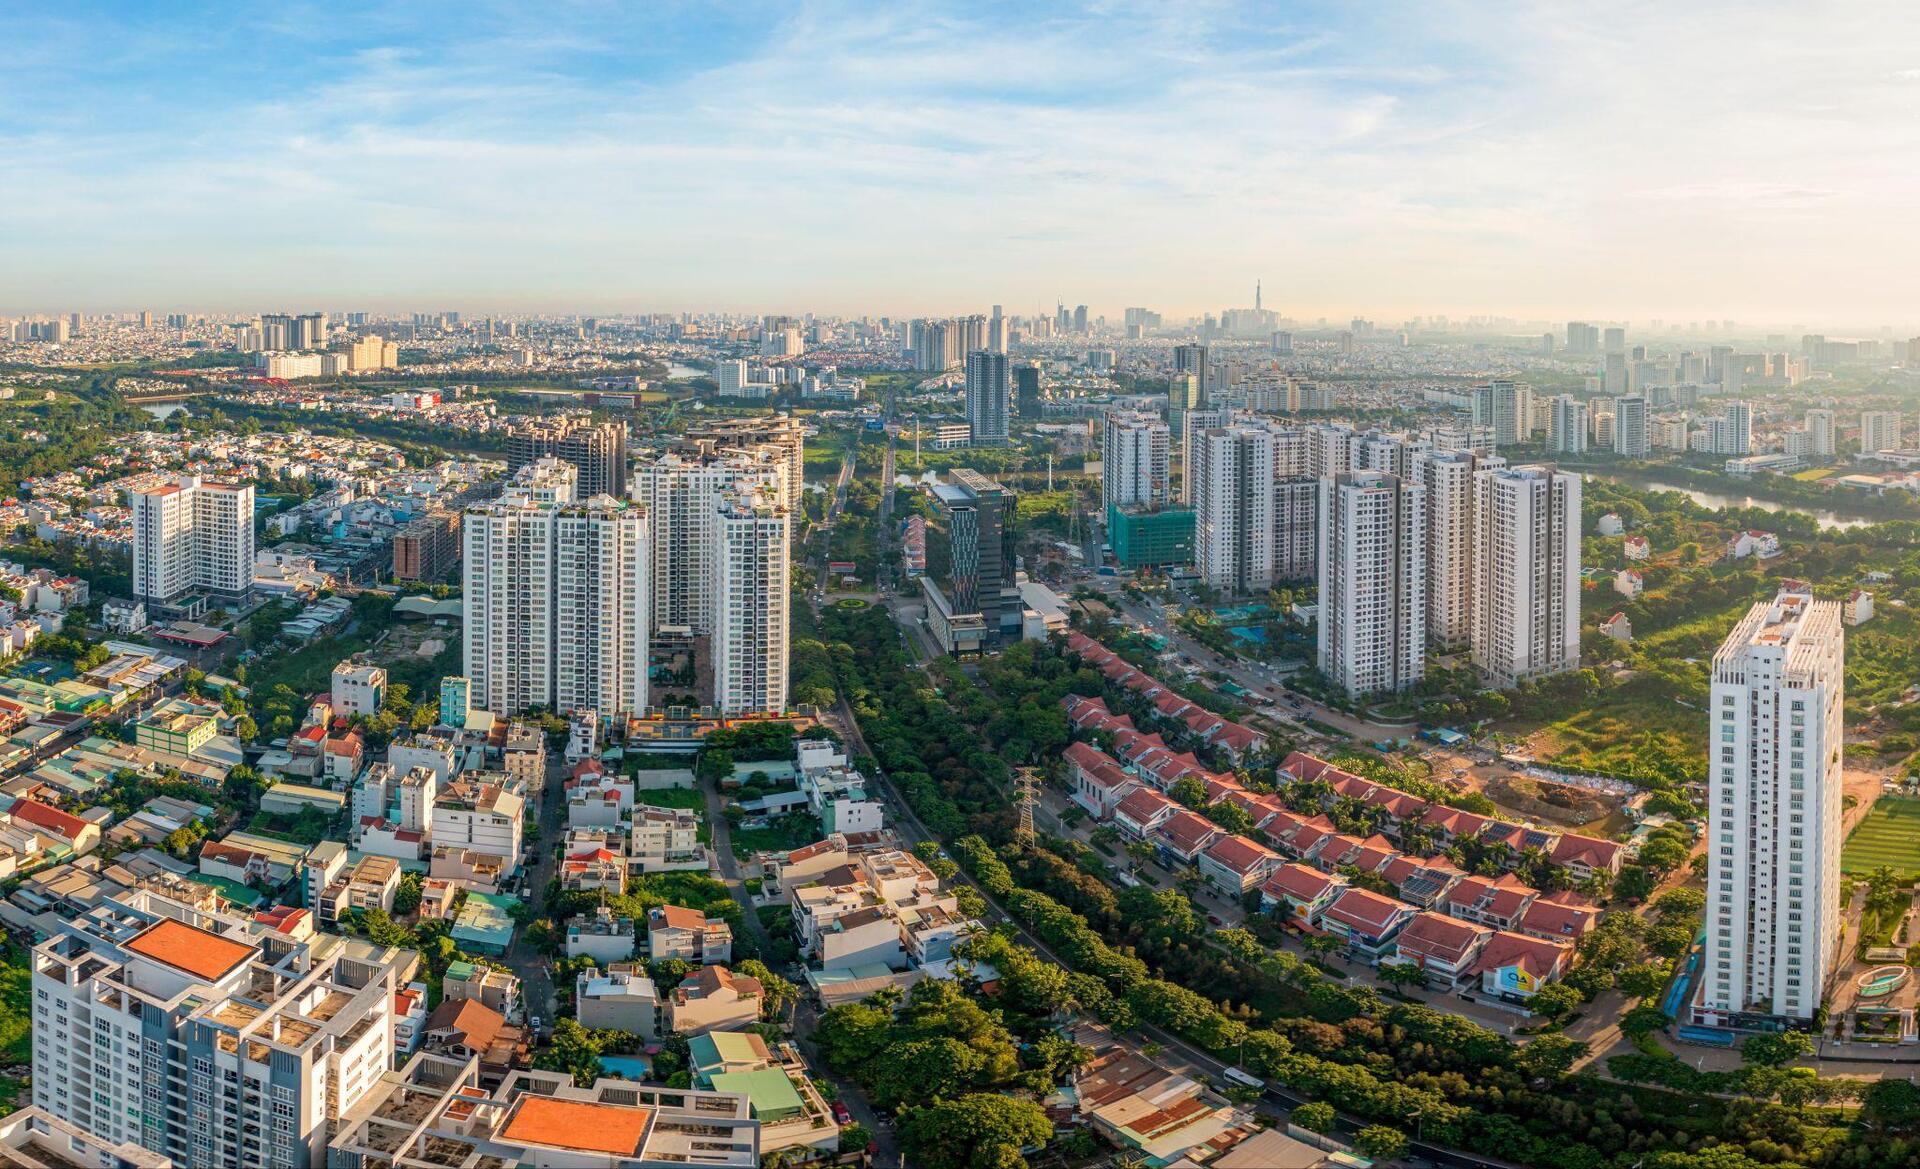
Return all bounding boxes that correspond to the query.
[831,1101,852,1124]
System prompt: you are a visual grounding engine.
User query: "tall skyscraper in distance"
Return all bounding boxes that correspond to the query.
[1101,410,1170,514]
[1602,326,1626,354]
[964,349,1010,446]
[1694,585,1844,1029]
[506,417,629,497]
[1548,394,1589,454]
[1805,409,1836,457]
[130,475,255,606]
[1173,343,1209,405]
[1319,471,1427,697]
[1471,379,1532,448]
[1612,394,1651,458]
[1567,321,1599,354]
[712,486,791,715]
[1190,424,1276,594]
[1471,465,1582,687]
[1860,410,1904,454]
[1014,363,1043,419]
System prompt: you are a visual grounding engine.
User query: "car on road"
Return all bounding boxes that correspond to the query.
[529,1015,544,1035]
[830,1101,852,1124]
[1205,913,1223,926]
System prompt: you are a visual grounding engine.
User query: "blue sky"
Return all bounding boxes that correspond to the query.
[6,2,1920,324]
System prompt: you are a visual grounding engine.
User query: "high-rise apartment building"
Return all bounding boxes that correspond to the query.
[688,416,806,513]
[633,445,784,636]
[1471,379,1532,447]
[1318,472,1426,697]
[1804,409,1836,458]
[923,470,1017,652]
[1602,326,1626,354]
[1411,450,1482,652]
[1190,424,1276,594]
[1272,476,1319,583]
[31,889,403,1168]
[463,460,650,717]
[345,334,397,371]
[1694,586,1844,1029]
[1014,363,1043,419]
[711,487,790,715]
[505,418,629,498]
[1612,395,1651,458]
[1566,322,1599,354]
[1101,411,1169,513]
[1548,395,1589,454]
[1470,466,1582,687]
[130,475,255,606]
[1860,411,1905,454]
[964,350,1010,446]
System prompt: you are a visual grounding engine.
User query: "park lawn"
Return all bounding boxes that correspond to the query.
[1791,468,1835,481]
[1509,674,1708,787]
[1842,795,1920,877]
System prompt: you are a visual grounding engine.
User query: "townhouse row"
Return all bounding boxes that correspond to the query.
[1062,631,1267,762]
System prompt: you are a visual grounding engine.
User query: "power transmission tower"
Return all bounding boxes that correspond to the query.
[1014,767,1041,848]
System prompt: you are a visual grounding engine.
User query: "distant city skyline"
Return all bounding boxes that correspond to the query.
[9,2,1920,321]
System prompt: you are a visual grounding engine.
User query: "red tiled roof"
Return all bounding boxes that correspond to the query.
[1471,931,1572,982]
[10,797,89,841]
[1321,887,1413,933]
[1203,834,1279,875]
[1395,911,1491,965]
[1262,862,1343,903]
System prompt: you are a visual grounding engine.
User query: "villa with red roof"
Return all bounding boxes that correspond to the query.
[1445,873,1540,932]
[1391,911,1493,986]
[1259,862,1348,928]
[1113,787,1178,841]
[1517,891,1602,943]
[1319,887,1418,963]
[1549,832,1626,880]
[1152,810,1224,866]
[1065,742,1141,820]
[1197,834,1283,896]
[1473,931,1574,1000]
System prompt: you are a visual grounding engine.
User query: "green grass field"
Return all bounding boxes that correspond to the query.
[1842,795,1920,875]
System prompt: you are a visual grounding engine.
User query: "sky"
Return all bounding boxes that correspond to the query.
[6,1,1920,326]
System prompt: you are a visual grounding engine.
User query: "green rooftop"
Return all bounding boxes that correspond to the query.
[708,1067,805,1123]
[689,1030,771,1081]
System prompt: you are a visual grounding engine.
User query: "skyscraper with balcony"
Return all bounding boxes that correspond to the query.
[130,475,255,607]
[1189,424,1276,594]
[1694,585,1844,1030]
[1318,472,1426,697]
[1470,465,1582,687]
[505,417,629,498]
[463,460,650,718]
[964,350,1010,446]
[1101,410,1169,513]
[1612,394,1651,457]
[1548,394,1589,454]
[712,487,791,716]
[31,888,404,1169]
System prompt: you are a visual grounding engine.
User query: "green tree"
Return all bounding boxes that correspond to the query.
[1354,1125,1409,1162]
[391,871,424,916]
[898,1094,1051,1169]
[1740,1029,1814,1069]
[536,1018,603,1087]
[1376,961,1427,997]
[1291,1101,1336,1133]
[1528,982,1582,1022]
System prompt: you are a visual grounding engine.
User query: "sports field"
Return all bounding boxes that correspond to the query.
[1842,795,1920,875]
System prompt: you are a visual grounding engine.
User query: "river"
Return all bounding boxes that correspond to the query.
[139,402,189,420]
[1590,471,1880,531]
[667,362,707,380]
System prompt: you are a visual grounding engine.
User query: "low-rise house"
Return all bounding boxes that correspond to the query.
[576,963,661,1039]
[1065,741,1140,820]
[392,982,429,1055]
[1197,834,1282,896]
[1259,862,1347,928]
[1614,569,1643,599]
[442,959,520,1018]
[318,855,401,926]
[632,806,705,873]
[1548,832,1626,881]
[559,845,627,894]
[1382,854,1465,908]
[565,760,635,828]
[667,965,763,1036]
[1601,611,1634,642]
[1318,887,1418,963]
[1112,786,1178,840]
[1623,534,1651,561]
[1516,890,1602,943]
[1725,529,1780,560]
[1445,872,1539,931]
[1474,931,1574,1001]
[568,906,640,963]
[648,904,734,964]
[421,997,529,1088]
[1847,588,1875,626]
[6,798,100,856]
[1391,911,1492,986]
[1151,809,1223,867]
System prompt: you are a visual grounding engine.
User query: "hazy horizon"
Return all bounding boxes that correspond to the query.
[8,1,1920,324]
